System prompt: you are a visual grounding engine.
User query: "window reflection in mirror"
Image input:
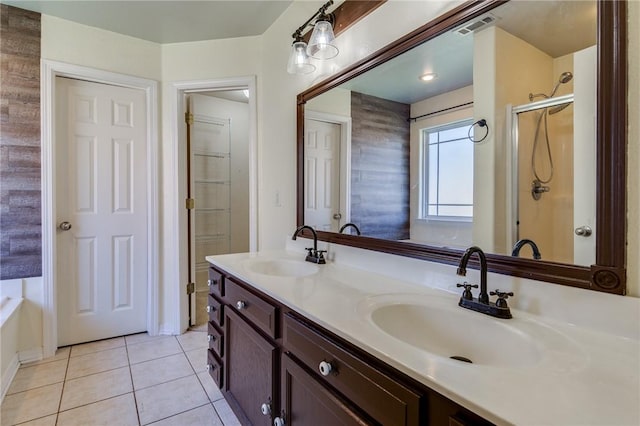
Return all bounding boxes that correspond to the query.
[303,0,597,266]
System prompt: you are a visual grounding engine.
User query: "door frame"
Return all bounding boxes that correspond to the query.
[169,77,258,334]
[304,111,352,228]
[41,60,159,358]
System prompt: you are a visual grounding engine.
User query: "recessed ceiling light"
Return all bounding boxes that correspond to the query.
[419,73,437,82]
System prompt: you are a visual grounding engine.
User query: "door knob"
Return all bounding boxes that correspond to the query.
[333,213,342,220]
[59,221,72,231]
[574,226,592,237]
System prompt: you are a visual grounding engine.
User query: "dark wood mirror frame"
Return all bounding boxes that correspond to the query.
[296,0,627,294]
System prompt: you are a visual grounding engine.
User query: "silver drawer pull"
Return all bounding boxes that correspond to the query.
[206,305,215,313]
[207,334,215,342]
[318,360,333,376]
[236,300,246,310]
[274,417,285,426]
[207,279,214,286]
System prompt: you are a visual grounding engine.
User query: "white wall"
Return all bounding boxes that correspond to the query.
[306,87,351,117]
[191,93,250,254]
[409,85,474,248]
[41,15,161,80]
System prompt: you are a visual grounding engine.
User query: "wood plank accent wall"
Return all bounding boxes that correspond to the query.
[350,92,410,241]
[0,5,42,279]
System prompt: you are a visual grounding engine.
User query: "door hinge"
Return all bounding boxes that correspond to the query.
[186,198,195,209]
[186,282,195,295]
[185,112,194,125]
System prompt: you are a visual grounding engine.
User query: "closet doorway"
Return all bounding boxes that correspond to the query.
[186,91,251,326]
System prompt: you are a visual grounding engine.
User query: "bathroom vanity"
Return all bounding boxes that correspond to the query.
[205,257,490,425]
[206,249,640,426]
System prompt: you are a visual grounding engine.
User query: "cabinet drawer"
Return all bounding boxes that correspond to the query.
[207,349,223,389]
[284,314,421,426]
[208,321,224,357]
[208,294,223,326]
[208,267,224,297]
[225,278,278,339]
[281,353,373,425]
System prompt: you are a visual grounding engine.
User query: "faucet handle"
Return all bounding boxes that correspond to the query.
[490,289,514,308]
[316,250,327,259]
[456,282,478,300]
[305,247,315,256]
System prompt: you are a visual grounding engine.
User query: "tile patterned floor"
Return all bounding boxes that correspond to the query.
[1,331,241,426]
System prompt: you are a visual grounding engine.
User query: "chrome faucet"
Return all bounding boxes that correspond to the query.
[456,246,513,319]
[511,239,542,259]
[292,225,326,264]
[338,223,361,235]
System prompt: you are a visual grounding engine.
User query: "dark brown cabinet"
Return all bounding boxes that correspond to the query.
[280,353,371,426]
[224,307,278,426]
[207,264,493,426]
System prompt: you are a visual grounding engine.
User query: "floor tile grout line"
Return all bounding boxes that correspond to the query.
[140,401,214,426]
[54,347,72,426]
[56,390,135,416]
[128,349,187,367]
[132,370,196,393]
[125,342,143,426]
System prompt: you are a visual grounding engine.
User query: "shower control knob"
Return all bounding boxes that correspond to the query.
[574,226,592,237]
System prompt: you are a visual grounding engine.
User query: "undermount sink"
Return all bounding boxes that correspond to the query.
[244,259,319,277]
[359,294,577,368]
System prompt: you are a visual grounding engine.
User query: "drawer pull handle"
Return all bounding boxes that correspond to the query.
[208,279,217,287]
[236,300,246,310]
[207,334,216,342]
[261,402,271,416]
[206,305,215,313]
[274,417,285,426]
[207,364,215,371]
[318,360,333,376]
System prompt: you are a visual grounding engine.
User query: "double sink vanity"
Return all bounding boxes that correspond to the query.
[205,240,640,425]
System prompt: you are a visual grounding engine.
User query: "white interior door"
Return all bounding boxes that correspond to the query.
[56,77,148,346]
[304,119,341,231]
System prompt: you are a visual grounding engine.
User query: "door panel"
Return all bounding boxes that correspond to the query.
[56,77,148,346]
[304,119,341,232]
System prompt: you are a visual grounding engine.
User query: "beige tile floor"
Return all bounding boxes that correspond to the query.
[1,331,241,426]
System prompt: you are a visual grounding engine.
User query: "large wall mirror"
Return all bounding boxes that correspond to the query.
[296,0,627,294]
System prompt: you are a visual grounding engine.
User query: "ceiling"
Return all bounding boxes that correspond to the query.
[1,0,293,43]
[341,0,596,105]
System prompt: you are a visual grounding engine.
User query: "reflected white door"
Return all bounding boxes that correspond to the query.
[573,46,597,265]
[304,119,341,231]
[56,77,148,346]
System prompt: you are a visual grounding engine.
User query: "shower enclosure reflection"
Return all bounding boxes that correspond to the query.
[510,46,597,266]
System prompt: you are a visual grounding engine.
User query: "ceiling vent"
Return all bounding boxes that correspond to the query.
[454,15,496,36]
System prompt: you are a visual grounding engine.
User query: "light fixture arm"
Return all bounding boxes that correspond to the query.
[291,0,334,41]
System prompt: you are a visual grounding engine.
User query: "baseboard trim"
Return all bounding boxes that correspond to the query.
[1,353,19,403]
[19,347,44,364]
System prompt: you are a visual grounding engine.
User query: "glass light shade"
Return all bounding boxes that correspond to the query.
[287,41,316,74]
[306,20,339,60]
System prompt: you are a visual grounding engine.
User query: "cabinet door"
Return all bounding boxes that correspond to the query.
[225,308,278,426]
[281,354,372,426]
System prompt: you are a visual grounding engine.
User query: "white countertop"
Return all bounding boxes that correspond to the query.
[207,249,640,426]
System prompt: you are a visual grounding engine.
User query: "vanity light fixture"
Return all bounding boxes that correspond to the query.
[419,73,437,82]
[287,0,338,74]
